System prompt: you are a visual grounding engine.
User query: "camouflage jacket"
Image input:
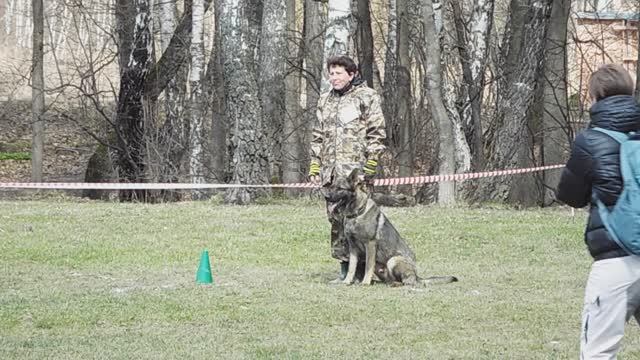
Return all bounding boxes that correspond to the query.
[310,80,386,183]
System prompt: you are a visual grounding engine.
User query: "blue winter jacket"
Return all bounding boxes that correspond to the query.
[556,95,640,260]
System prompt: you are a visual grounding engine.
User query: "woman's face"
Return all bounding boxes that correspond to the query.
[329,65,355,91]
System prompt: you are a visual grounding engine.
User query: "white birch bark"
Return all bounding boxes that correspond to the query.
[159,0,183,128]
[440,2,471,175]
[189,0,206,198]
[114,0,153,199]
[18,0,31,47]
[468,0,492,88]
[4,0,15,36]
[259,0,287,182]
[159,0,175,51]
[443,73,472,174]
[282,0,303,191]
[432,0,443,33]
[322,0,351,92]
[467,0,493,170]
[382,0,397,136]
[451,0,493,171]
[385,0,397,83]
[423,0,455,205]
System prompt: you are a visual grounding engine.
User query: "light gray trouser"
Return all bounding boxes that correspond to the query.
[581,255,640,359]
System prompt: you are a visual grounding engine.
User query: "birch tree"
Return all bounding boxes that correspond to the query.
[282,0,304,190]
[159,0,187,166]
[259,0,287,182]
[322,0,351,92]
[144,0,213,102]
[382,0,415,185]
[189,0,206,199]
[303,0,326,175]
[383,0,397,109]
[440,3,471,178]
[423,0,455,204]
[222,0,270,204]
[145,0,189,201]
[452,0,494,171]
[31,0,44,182]
[396,0,413,181]
[352,0,374,87]
[541,0,570,205]
[205,0,227,183]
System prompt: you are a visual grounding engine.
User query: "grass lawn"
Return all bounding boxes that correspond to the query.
[1,198,640,359]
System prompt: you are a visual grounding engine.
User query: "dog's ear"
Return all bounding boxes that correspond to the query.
[322,167,336,188]
[348,168,360,188]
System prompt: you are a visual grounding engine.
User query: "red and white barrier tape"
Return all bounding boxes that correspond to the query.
[373,164,565,186]
[0,164,564,190]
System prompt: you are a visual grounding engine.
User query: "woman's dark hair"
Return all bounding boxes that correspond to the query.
[326,55,358,75]
[589,64,635,101]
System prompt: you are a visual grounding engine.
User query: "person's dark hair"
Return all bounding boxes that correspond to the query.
[589,64,635,102]
[326,55,358,74]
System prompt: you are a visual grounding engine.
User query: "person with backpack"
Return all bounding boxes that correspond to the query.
[556,63,640,358]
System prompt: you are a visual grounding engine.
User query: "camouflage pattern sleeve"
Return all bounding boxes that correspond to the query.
[309,100,324,164]
[364,91,386,160]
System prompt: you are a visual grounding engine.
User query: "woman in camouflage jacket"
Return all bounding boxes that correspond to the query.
[308,55,387,282]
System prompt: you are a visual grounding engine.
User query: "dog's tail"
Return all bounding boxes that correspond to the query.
[420,275,458,285]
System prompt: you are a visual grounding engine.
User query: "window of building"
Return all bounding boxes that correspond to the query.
[620,0,637,12]
[582,0,614,12]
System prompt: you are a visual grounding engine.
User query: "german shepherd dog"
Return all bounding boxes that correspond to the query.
[323,169,458,287]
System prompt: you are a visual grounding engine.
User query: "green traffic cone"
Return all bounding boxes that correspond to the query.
[196,250,213,284]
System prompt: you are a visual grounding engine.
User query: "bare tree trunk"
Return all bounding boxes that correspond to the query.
[205,0,227,183]
[397,0,413,184]
[304,0,326,176]
[222,0,270,204]
[480,0,552,206]
[144,0,213,102]
[259,0,287,184]
[382,0,397,162]
[383,0,397,107]
[353,0,374,87]
[423,0,454,205]
[115,0,153,201]
[441,3,471,177]
[451,0,493,171]
[148,0,188,201]
[31,0,44,182]
[282,0,304,192]
[189,0,206,199]
[382,0,414,188]
[541,0,570,205]
[322,0,351,92]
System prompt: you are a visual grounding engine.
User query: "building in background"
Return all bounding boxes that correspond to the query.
[569,0,639,107]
